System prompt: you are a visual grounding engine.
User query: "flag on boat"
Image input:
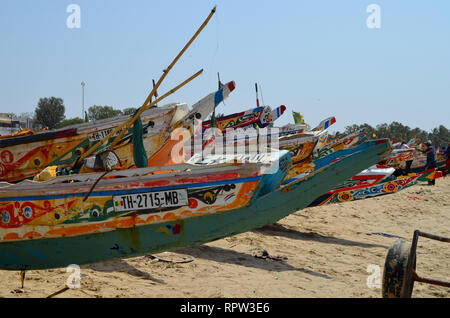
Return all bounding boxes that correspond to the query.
[292,111,304,124]
[271,105,286,121]
[312,116,336,131]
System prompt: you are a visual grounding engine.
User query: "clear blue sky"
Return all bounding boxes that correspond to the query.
[0,0,449,133]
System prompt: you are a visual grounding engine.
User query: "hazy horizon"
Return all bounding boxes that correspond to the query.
[1,0,449,134]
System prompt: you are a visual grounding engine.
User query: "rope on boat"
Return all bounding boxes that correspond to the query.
[83,170,110,202]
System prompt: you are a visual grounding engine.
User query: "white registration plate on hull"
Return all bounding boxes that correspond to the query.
[88,127,123,142]
[113,189,188,212]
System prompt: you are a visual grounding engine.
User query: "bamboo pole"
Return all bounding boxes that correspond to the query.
[103,6,216,151]
[78,6,216,162]
[79,69,203,161]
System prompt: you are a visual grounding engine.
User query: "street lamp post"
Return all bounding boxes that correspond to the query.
[81,81,85,120]
[9,113,13,134]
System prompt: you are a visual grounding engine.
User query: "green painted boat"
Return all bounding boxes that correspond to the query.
[0,139,389,270]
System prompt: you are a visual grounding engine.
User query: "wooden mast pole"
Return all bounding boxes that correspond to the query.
[78,6,216,162]
[105,6,216,150]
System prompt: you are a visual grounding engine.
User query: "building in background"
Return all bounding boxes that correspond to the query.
[0,113,35,136]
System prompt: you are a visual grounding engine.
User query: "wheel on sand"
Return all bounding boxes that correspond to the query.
[382,240,416,298]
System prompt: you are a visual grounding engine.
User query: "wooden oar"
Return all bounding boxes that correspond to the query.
[77,6,216,162]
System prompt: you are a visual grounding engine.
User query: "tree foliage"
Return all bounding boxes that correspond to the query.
[87,105,123,121]
[330,122,449,149]
[57,117,85,128]
[34,97,66,129]
[122,107,138,116]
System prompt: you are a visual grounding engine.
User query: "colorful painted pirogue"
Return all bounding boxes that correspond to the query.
[199,112,342,185]
[378,140,445,177]
[0,82,235,182]
[307,166,440,207]
[305,134,445,207]
[281,139,391,185]
[276,126,367,184]
[282,128,368,181]
[436,151,448,171]
[318,128,367,158]
[0,5,227,183]
[0,139,390,270]
[201,112,335,159]
[378,147,415,170]
[202,105,286,131]
[0,106,183,182]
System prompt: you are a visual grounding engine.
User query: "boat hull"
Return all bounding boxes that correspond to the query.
[0,140,389,270]
[0,106,184,182]
[308,168,437,207]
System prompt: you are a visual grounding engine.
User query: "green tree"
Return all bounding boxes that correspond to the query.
[409,127,428,143]
[34,97,65,130]
[122,107,138,116]
[87,105,122,121]
[343,123,376,138]
[57,117,85,128]
[429,125,449,149]
[331,121,449,149]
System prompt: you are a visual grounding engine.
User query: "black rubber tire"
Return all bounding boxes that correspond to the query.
[382,240,416,298]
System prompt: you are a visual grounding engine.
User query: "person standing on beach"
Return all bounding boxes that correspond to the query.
[444,142,450,177]
[422,141,437,185]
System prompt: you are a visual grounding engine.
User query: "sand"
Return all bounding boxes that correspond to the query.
[1,177,449,298]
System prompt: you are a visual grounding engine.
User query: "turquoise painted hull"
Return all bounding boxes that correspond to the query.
[0,140,389,270]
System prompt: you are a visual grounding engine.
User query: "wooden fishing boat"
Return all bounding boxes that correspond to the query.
[0,6,220,182]
[436,151,447,171]
[202,105,286,131]
[378,147,415,169]
[189,125,322,185]
[142,81,236,167]
[281,139,392,184]
[198,113,339,184]
[307,166,440,207]
[0,81,235,182]
[0,105,187,183]
[200,113,334,158]
[378,144,444,179]
[282,128,368,182]
[97,81,235,170]
[318,128,367,158]
[305,135,444,207]
[0,138,390,270]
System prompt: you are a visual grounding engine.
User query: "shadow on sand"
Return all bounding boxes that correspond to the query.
[253,223,388,249]
[83,260,166,285]
[177,245,332,280]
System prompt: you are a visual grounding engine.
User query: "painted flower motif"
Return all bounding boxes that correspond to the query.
[384,182,398,193]
[338,192,353,202]
[23,206,33,219]
[1,211,10,224]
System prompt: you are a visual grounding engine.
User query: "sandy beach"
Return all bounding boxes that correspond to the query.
[1,176,448,298]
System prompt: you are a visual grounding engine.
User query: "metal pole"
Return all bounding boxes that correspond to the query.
[81,81,85,119]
